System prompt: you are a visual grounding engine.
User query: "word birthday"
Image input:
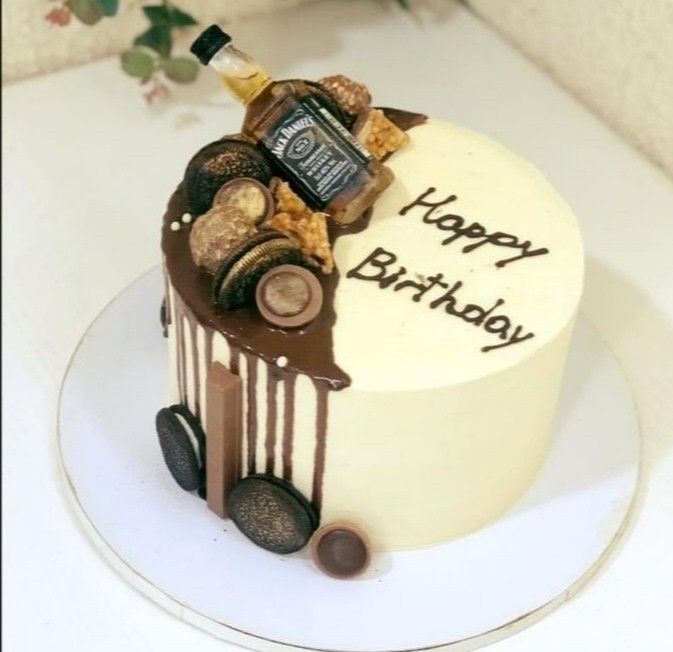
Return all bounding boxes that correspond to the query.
[347,247,535,352]
[399,187,550,268]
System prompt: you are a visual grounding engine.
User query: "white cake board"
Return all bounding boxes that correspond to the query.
[58,267,641,652]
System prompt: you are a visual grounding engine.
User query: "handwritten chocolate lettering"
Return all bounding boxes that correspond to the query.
[347,247,535,353]
[399,187,550,268]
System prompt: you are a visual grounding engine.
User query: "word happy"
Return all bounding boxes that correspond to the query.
[347,247,535,352]
[399,187,550,268]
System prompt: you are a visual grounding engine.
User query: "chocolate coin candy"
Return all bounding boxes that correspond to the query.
[255,264,323,328]
[155,404,206,492]
[189,205,258,273]
[213,177,274,226]
[212,231,304,310]
[228,474,318,554]
[184,138,273,217]
[310,523,371,579]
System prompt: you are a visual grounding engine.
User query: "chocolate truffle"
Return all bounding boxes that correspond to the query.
[189,205,257,273]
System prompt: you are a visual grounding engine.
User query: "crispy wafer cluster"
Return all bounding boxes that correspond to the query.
[265,181,334,274]
[353,108,410,160]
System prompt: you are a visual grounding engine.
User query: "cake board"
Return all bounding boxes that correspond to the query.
[58,266,641,652]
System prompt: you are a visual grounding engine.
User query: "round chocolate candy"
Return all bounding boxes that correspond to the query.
[310,523,371,579]
[213,177,274,226]
[189,205,258,273]
[255,264,323,328]
[212,231,304,310]
[184,138,273,217]
[228,474,318,554]
[155,404,206,492]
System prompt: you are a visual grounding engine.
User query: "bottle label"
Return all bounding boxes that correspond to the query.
[259,95,372,209]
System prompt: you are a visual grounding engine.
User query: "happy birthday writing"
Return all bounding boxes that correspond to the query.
[399,187,550,268]
[347,247,535,352]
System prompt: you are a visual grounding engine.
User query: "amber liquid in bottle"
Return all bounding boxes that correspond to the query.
[208,43,394,224]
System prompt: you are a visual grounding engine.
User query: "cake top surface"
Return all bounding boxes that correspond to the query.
[164,116,583,392]
[333,119,583,390]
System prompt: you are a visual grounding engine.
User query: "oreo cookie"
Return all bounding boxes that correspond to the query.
[155,404,206,492]
[184,138,273,217]
[228,474,318,554]
[212,231,305,310]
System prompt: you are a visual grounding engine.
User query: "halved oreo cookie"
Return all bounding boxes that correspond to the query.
[155,404,206,492]
[184,138,273,217]
[212,231,305,310]
[228,474,318,554]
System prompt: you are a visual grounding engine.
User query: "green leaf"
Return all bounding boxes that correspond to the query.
[168,5,198,27]
[97,0,119,16]
[134,25,172,58]
[162,57,199,84]
[396,0,411,9]
[121,49,155,79]
[66,0,104,25]
[143,5,171,26]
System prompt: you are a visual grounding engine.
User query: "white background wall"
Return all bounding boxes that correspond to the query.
[465,0,673,179]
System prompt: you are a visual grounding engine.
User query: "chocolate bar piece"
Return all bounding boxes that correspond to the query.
[206,362,243,518]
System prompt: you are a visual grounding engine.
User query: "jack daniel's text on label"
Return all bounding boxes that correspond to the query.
[260,96,371,209]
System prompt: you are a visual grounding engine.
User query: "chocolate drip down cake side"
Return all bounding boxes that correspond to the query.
[157,26,584,579]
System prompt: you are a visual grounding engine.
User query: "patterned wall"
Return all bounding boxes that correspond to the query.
[2,0,311,82]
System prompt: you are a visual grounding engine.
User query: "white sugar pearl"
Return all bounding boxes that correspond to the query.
[170,221,181,232]
[181,213,193,224]
[276,356,289,368]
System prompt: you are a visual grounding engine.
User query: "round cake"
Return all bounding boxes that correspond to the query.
[161,110,583,553]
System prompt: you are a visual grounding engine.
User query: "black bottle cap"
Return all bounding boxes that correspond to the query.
[190,25,232,65]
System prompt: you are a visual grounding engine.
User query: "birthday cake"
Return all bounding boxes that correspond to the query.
[156,26,584,579]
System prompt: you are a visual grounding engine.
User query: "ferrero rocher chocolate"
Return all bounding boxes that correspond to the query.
[189,205,257,273]
[318,74,372,115]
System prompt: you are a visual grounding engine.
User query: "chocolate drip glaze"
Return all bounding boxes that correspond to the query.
[282,373,297,482]
[311,382,330,515]
[161,109,426,391]
[244,353,259,474]
[265,370,279,474]
[188,319,201,418]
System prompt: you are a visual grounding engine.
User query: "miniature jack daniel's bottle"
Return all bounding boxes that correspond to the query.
[191,25,394,224]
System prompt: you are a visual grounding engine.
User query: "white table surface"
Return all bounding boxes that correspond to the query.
[3,1,672,650]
